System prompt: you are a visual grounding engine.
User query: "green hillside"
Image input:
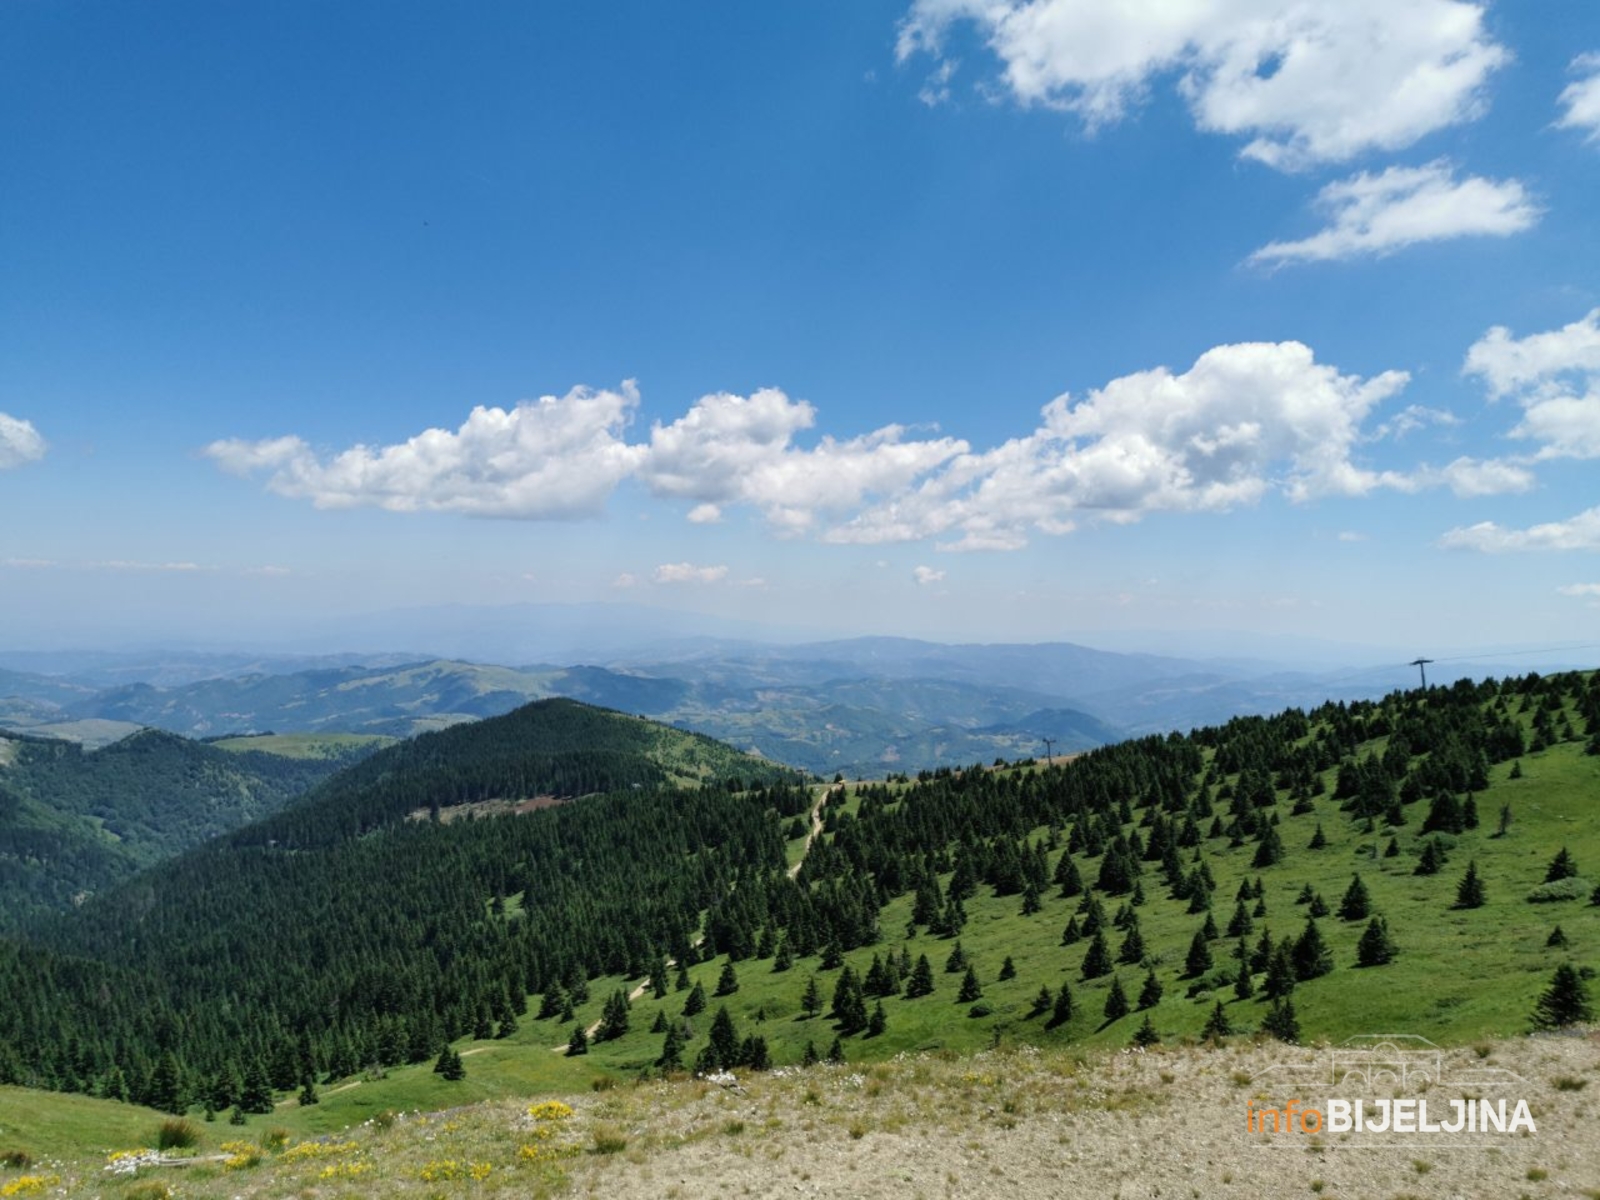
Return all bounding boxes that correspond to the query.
[0,729,353,931]
[1,673,1594,1139]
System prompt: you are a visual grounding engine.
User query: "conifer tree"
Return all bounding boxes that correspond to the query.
[683,980,707,1018]
[801,975,822,1017]
[1292,918,1333,981]
[1201,1001,1233,1041]
[868,1001,887,1038]
[1049,984,1074,1028]
[1545,847,1579,883]
[1137,969,1163,1010]
[566,1026,588,1057]
[1103,975,1130,1022]
[658,1023,685,1071]
[826,1037,845,1064]
[1531,964,1593,1030]
[1081,930,1112,979]
[708,1006,740,1070]
[958,966,983,1003]
[1030,984,1053,1017]
[714,961,740,996]
[1355,917,1397,966]
[1262,997,1300,1043]
[1185,929,1214,978]
[1132,1014,1160,1047]
[1338,874,1371,921]
[904,954,935,998]
[999,956,1017,981]
[1455,861,1487,908]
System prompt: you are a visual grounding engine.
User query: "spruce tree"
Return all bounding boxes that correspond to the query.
[1545,847,1579,883]
[1414,838,1446,876]
[1531,964,1593,1030]
[1081,930,1112,979]
[566,1026,589,1057]
[1547,925,1570,949]
[1137,969,1163,1010]
[1263,942,1297,999]
[714,961,740,996]
[1262,997,1300,1043]
[1184,929,1214,978]
[298,1073,320,1105]
[957,966,983,1003]
[904,954,935,998]
[826,1037,845,1064]
[1292,918,1333,981]
[801,975,822,1016]
[1132,1014,1160,1046]
[708,1007,740,1070]
[867,1001,887,1037]
[1030,984,1053,1017]
[1049,983,1074,1028]
[658,1024,685,1071]
[683,980,707,1018]
[1201,1001,1233,1041]
[999,956,1017,981]
[1455,861,1487,909]
[1338,874,1371,921]
[1103,976,1130,1022]
[1355,917,1397,966]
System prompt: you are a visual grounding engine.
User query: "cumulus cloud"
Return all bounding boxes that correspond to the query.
[211,342,1481,553]
[1463,309,1600,460]
[0,412,46,469]
[638,388,966,535]
[1557,53,1600,142]
[1249,162,1538,266]
[828,341,1411,551]
[913,565,946,585]
[1371,404,1461,440]
[896,0,1506,169]
[204,384,646,518]
[1336,531,1366,542]
[1557,582,1600,597]
[1440,506,1600,553]
[653,562,729,584]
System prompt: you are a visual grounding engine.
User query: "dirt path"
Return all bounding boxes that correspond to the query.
[788,785,832,880]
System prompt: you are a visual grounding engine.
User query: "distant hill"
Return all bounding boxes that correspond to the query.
[0,729,358,930]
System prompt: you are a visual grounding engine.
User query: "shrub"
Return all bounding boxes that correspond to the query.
[1527,878,1590,904]
[0,1150,31,1170]
[968,1002,994,1018]
[591,1124,628,1154]
[155,1119,200,1151]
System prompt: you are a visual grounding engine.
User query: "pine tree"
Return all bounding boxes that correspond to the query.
[1030,984,1053,1017]
[999,956,1017,981]
[1547,925,1570,949]
[831,967,868,1032]
[1263,942,1297,999]
[1103,976,1130,1022]
[1132,1014,1160,1046]
[1415,838,1446,876]
[801,1041,819,1067]
[683,980,707,1018]
[239,1061,274,1114]
[1308,893,1329,918]
[1531,964,1593,1030]
[298,1073,320,1105]
[1201,1001,1233,1041]
[1308,823,1327,850]
[801,975,822,1016]
[958,966,983,1003]
[658,1024,685,1071]
[1356,917,1397,966]
[904,954,935,998]
[435,1047,466,1079]
[1226,900,1253,937]
[1338,874,1371,921]
[1184,929,1214,978]
[1081,930,1112,979]
[1545,847,1579,883]
[1137,968,1163,1010]
[714,961,740,996]
[566,1026,589,1057]
[708,1007,740,1070]
[1292,918,1334,981]
[1455,861,1487,909]
[1262,997,1300,1043]
[944,941,968,974]
[1252,826,1285,868]
[1049,983,1074,1028]
[826,1037,845,1064]
[1061,916,1083,945]
[867,1001,887,1037]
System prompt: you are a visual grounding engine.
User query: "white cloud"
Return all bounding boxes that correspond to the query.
[243,565,292,577]
[686,503,723,524]
[1463,308,1600,460]
[1,557,55,568]
[1249,162,1538,266]
[1440,506,1600,553]
[1418,455,1536,497]
[0,412,46,469]
[913,565,946,585]
[1557,53,1600,142]
[653,562,729,585]
[827,340,1411,550]
[1336,531,1366,542]
[204,384,646,518]
[612,573,638,589]
[638,388,966,535]
[1371,404,1460,440]
[1557,582,1600,597]
[896,0,1506,169]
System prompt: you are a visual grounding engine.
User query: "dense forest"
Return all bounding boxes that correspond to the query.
[0,674,1594,1116]
[0,729,356,931]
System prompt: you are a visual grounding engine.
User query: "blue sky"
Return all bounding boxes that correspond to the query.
[2,0,1599,655]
